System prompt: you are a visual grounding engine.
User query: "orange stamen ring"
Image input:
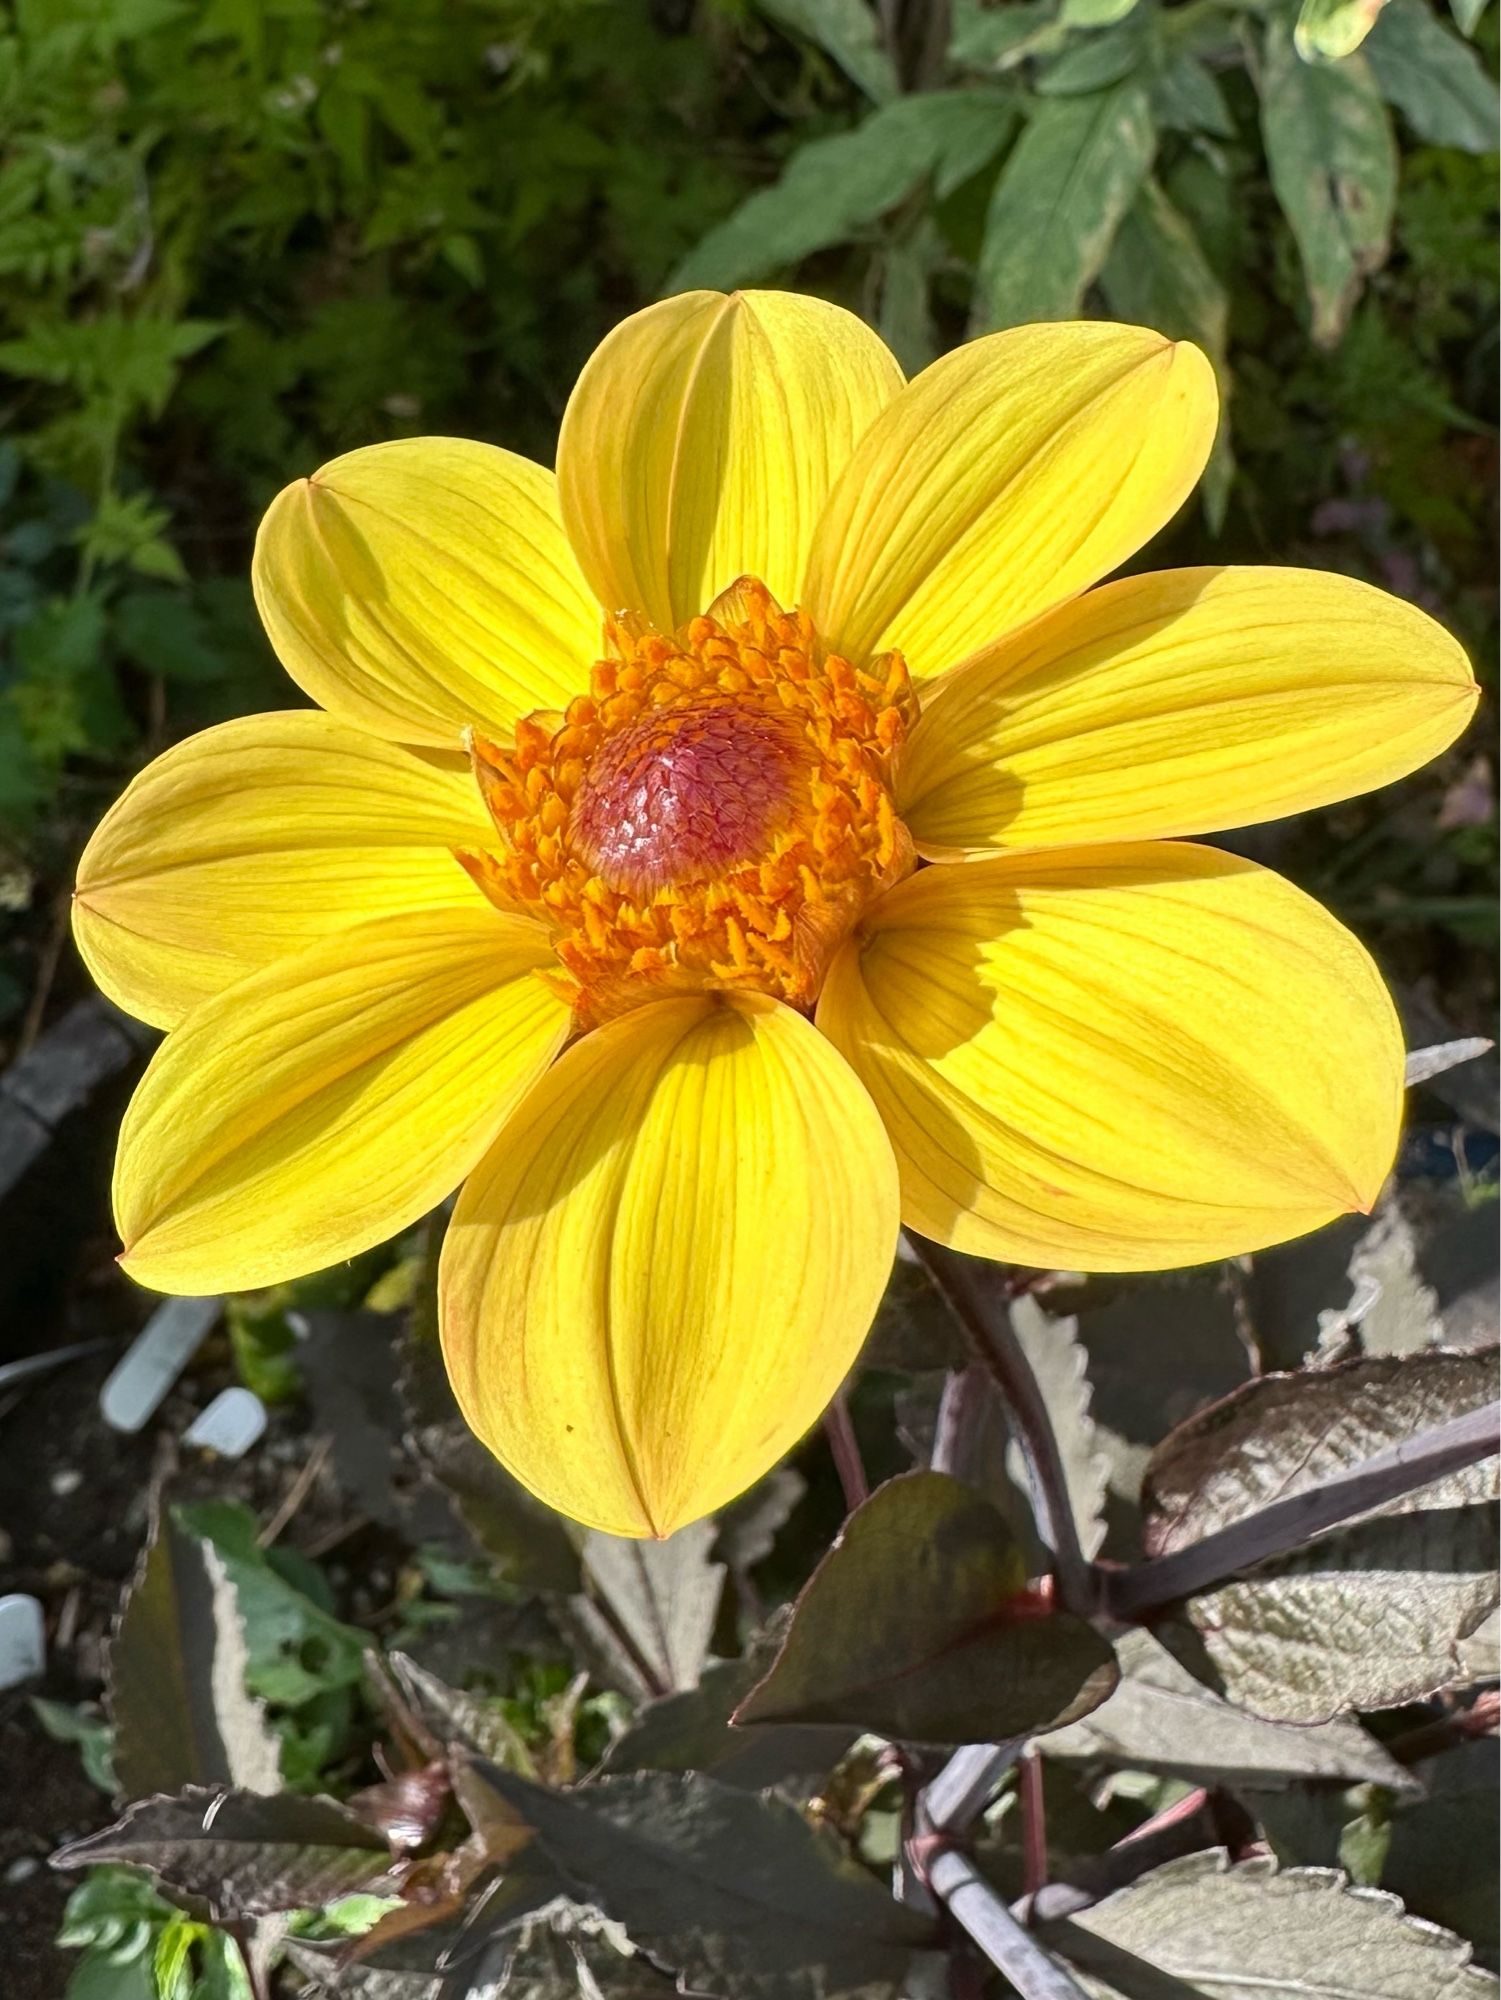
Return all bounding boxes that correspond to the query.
[458,577,916,1025]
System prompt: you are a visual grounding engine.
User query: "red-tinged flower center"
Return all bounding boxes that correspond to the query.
[569,694,806,900]
[459,577,916,1026]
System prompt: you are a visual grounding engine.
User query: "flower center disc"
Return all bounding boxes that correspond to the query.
[460,578,916,1025]
[569,696,805,900]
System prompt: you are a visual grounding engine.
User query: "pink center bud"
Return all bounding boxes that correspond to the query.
[570,697,804,898]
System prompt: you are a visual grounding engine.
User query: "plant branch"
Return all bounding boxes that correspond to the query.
[1019,1748,1048,1904]
[909,1836,1091,2000]
[1021,1792,1219,1924]
[1389,1687,1500,1766]
[909,1237,1094,1614]
[920,1740,1026,1836]
[823,1387,870,1512]
[1105,1400,1501,1619]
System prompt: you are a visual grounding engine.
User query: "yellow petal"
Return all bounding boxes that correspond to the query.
[803,322,1218,684]
[817,846,1402,1271]
[440,993,899,1538]
[252,438,601,747]
[901,567,1480,856]
[74,711,498,1030]
[116,907,569,1294]
[556,289,903,632]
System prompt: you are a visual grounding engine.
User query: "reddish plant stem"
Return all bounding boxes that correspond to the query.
[824,1387,869,1513]
[1390,1687,1500,1765]
[1019,1749,1048,1909]
[1106,1400,1500,1618]
[910,1236,1095,1615]
[909,1835,1090,2000]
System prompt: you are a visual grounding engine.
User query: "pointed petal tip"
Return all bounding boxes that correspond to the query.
[439,994,896,1540]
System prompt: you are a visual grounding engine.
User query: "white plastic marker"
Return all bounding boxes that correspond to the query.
[100,1295,223,1434]
[184,1386,267,1459]
[0,1594,45,1690]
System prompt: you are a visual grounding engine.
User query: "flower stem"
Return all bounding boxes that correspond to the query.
[1105,1399,1500,1619]
[1020,1748,1048,1907]
[908,1835,1091,2000]
[823,1386,870,1513]
[920,1740,1025,1836]
[908,1236,1095,1615]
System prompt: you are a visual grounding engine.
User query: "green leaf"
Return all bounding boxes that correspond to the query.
[171,1501,367,1709]
[31,1698,118,1795]
[1150,52,1235,134]
[735,1472,1118,1745]
[1100,175,1234,525]
[109,1504,283,1801]
[975,83,1156,328]
[1038,20,1146,94]
[470,1766,933,2000]
[1142,1348,1500,1722]
[9,592,111,763]
[1295,0,1391,62]
[952,0,1068,69]
[1364,0,1500,153]
[64,1955,157,2000]
[757,0,900,103]
[1449,0,1488,34]
[223,1294,302,1406]
[114,591,229,686]
[1041,1628,1420,1792]
[1045,1851,1497,1998]
[153,1913,203,2000]
[1061,0,1139,24]
[53,1790,400,1922]
[56,1864,174,1955]
[670,91,1016,292]
[74,492,185,582]
[0,314,228,421]
[1258,20,1397,346]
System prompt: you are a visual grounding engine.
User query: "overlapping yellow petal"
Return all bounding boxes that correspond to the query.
[818,845,1403,1271]
[440,993,899,1539]
[901,567,1481,856]
[252,438,601,747]
[116,908,569,1295]
[802,322,1218,684]
[73,712,497,1029]
[556,289,904,632]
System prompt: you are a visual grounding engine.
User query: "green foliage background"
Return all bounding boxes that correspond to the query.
[0,0,1495,1034]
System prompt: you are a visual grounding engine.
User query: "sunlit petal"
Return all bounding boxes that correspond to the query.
[73,711,496,1028]
[818,845,1402,1270]
[116,908,569,1294]
[440,993,899,1537]
[803,322,1217,684]
[902,567,1480,855]
[253,438,601,746]
[556,290,903,630]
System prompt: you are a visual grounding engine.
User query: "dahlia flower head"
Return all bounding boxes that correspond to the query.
[75,292,1478,1537]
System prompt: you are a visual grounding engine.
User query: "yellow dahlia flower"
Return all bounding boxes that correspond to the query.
[74,292,1477,1538]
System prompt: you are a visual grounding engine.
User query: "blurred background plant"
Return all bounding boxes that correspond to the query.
[0,0,1495,1048]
